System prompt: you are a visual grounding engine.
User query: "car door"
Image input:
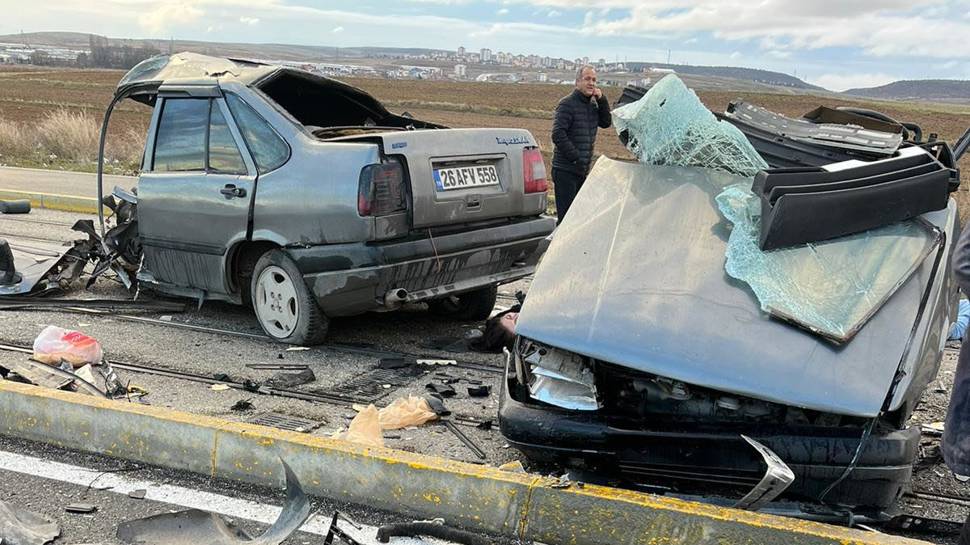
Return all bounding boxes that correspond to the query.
[138,87,257,296]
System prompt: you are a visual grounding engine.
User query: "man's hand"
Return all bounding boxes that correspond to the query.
[592,86,603,99]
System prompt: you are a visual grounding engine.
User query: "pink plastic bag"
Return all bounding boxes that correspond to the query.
[32,325,103,368]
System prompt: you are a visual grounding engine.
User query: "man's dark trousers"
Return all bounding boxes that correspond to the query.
[553,167,585,224]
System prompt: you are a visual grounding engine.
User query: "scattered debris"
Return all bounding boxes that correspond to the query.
[245,364,309,371]
[65,503,97,514]
[128,489,147,500]
[425,382,456,398]
[230,399,255,412]
[424,395,451,416]
[475,420,492,431]
[0,500,60,545]
[265,368,316,389]
[284,346,310,352]
[467,385,491,398]
[416,359,457,366]
[923,422,945,436]
[210,384,230,392]
[376,520,490,545]
[549,474,572,489]
[498,461,526,473]
[117,459,309,545]
[443,420,487,461]
[323,512,365,545]
[32,325,103,368]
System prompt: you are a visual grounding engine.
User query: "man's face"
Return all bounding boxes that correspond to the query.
[576,68,597,97]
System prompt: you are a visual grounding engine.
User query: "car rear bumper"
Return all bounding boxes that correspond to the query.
[289,217,554,316]
[498,359,918,511]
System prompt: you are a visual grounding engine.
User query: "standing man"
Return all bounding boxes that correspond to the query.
[551,64,611,223]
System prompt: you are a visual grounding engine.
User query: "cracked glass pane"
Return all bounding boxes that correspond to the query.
[612,74,768,177]
[716,183,939,343]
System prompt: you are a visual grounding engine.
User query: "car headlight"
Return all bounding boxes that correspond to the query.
[521,340,599,411]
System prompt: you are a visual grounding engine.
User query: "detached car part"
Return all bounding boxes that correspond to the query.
[501,157,957,513]
[0,500,60,545]
[754,146,953,250]
[117,459,309,545]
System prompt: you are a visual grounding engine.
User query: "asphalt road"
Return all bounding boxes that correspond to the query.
[2,208,968,544]
[0,207,530,468]
[0,435,500,545]
[0,166,135,198]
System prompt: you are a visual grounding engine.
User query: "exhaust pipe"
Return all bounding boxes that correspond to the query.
[383,288,409,309]
[0,239,21,286]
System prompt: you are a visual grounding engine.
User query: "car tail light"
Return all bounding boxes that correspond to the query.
[522,147,548,194]
[358,162,406,216]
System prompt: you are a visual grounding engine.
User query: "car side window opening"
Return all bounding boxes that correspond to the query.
[152,98,208,172]
[225,93,289,174]
[208,102,247,175]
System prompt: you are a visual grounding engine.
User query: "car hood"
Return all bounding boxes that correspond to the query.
[516,158,948,417]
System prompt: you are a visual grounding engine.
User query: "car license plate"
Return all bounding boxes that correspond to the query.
[433,165,499,190]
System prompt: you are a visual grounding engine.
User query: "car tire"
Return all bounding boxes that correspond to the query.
[427,285,498,321]
[251,249,329,345]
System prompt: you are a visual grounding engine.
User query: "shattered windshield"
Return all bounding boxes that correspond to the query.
[716,183,939,343]
[612,74,768,177]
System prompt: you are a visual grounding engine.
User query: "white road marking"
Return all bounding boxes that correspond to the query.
[0,449,440,543]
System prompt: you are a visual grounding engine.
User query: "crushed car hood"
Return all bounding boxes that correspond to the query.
[516,158,949,417]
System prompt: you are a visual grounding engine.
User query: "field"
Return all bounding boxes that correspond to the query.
[1,64,969,210]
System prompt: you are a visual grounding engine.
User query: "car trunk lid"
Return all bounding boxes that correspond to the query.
[338,128,545,229]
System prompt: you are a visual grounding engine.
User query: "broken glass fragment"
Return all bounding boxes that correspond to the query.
[612,74,769,177]
[716,183,939,343]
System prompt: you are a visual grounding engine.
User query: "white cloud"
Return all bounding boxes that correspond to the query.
[497,8,509,15]
[139,3,205,34]
[549,0,970,59]
[730,51,742,59]
[239,16,260,25]
[811,72,900,92]
[547,9,562,17]
[766,50,792,60]
[332,26,344,33]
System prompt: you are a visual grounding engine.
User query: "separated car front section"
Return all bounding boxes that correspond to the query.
[499,336,919,515]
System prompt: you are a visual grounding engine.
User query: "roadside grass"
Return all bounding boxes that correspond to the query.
[0,109,143,175]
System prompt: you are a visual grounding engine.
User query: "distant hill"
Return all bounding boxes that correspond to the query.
[625,62,822,90]
[0,31,448,62]
[845,79,970,102]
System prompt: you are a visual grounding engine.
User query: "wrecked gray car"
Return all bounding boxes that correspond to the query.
[499,156,958,519]
[90,53,554,344]
[500,78,964,521]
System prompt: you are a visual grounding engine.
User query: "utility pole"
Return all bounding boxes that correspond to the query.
[666,49,671,65]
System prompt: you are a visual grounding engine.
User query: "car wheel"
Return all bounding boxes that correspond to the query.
[427,285,498,321]
[251,249,328,345]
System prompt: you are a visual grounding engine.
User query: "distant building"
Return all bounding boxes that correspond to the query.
[537,72,548,83]
[457,46,465,58]
[480,48,492,63]
[454,64,466,78]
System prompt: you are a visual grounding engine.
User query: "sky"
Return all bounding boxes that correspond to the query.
[1,0,970,91]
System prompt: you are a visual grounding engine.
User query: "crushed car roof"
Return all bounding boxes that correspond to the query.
[114,53,391,119]
[515,157,952,418]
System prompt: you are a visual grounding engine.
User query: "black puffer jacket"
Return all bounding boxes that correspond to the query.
[551,89,611,176]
